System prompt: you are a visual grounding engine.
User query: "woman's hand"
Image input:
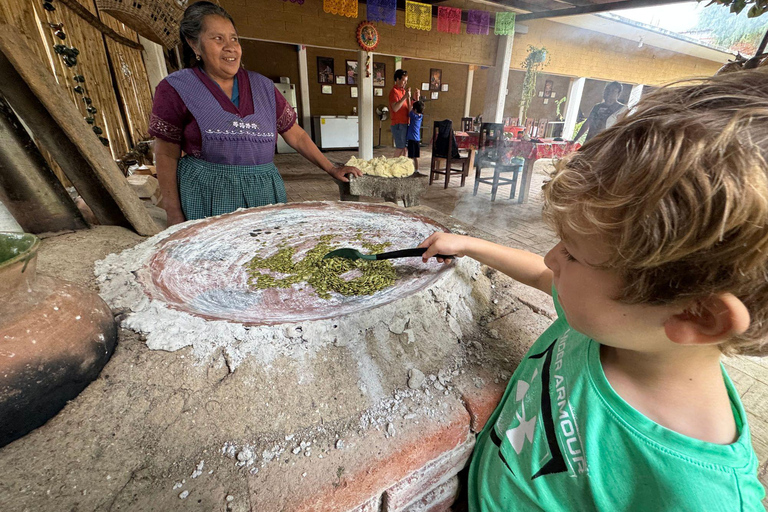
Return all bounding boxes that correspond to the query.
[418,232,469,264]
[327,165,362,182]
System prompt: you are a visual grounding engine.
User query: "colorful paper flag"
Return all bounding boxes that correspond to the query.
[367,0,396,26]
[466,10,490,35]
[405,0,432,31]
[323,0,358,18]
[494,12,516,35]
[437,6,461,34]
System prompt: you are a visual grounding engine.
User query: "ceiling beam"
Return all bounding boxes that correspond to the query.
[511,0,691,21]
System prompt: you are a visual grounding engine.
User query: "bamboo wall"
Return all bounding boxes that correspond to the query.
[0,0,153,161]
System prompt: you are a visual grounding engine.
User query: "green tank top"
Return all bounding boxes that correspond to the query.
[469,291,765,511]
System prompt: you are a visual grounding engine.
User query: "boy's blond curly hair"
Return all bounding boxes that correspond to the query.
[543,70,768,356]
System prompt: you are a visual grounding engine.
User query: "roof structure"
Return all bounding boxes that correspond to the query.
[473,0,693,22]
[362,0,698,26]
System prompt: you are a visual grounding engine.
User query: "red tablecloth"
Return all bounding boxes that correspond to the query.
[453,132,580,161]
[504,140,580,160]
[454,131,479,150]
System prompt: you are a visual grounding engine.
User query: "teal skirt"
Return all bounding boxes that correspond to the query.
[177,156,287,221]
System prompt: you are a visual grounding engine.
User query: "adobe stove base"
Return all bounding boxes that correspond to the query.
[0,205,549,512]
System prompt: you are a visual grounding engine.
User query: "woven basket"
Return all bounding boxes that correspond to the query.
[96,0,185,49]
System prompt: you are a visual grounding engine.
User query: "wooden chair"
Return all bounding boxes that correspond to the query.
[524,118,535,137]
[473,122,522,201]
[460,117,474,132]
[430,120,471,189]
[536,118,548,138]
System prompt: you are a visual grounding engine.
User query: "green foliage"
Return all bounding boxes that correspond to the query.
[695,1,768,52]
[519,45,549,123]
[703,0,768,17]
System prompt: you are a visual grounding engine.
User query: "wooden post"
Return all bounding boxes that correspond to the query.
[0,96,87,233]
[0,29,159,236]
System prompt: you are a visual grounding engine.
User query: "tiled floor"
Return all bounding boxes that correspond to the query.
[276,147,559,256]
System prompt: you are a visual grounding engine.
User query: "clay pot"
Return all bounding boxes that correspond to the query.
[0,232,116,447]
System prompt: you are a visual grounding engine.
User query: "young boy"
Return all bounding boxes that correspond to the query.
[421,70,768,510]
[407,98,424,174]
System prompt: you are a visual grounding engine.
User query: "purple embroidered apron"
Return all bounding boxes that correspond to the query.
[165,69,286,220]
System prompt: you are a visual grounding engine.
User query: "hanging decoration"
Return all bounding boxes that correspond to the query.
[41,1,110,146]
[519,45,549,124]
[323,0,358,18]
[466,10,490,35]
[356,21,380,52]
[93,0,183,49]
[60,0,145,50]
[367,0,396,26]
[405,1,432,31]
[282,0,305,3]
[494,12,516,36]
[437,6,461,34]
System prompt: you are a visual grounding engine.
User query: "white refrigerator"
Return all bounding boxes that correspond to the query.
[274,83,297,154]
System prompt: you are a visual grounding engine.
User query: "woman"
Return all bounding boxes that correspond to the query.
[148,2,361,226]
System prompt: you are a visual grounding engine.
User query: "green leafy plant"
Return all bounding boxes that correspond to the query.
[703,0,768,18]
[519,46,548,124]
[555,96,567,121]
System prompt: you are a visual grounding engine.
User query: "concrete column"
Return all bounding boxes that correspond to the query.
[297,45,312,132]
[563,77,585,140]
[464,65,475,118]
[358,50,374,160]
[628,84,644,111]
[482,35,514,124]
[139,36,167,95]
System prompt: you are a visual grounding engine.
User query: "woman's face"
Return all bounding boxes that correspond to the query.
[195,15,241,80]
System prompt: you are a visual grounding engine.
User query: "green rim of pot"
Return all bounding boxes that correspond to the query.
[0,232,40,269]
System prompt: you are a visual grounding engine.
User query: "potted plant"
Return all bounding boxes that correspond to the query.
[518,45,548,127]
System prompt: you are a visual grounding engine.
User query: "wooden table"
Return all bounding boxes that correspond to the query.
[454,133,580,203]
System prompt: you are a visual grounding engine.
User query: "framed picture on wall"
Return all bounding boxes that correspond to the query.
[322,85,332,94]
[429,68,442,91]
[543,79,553,97]
[373,62,385,87]
[346,60,358,85]
[335,75,345,85]
[374,88,383,96]
[441,84,449,92]
[317,57,334,84]
[351,87,358,98]
[431,91,439,100]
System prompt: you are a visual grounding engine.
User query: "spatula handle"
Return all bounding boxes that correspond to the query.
[375,248,453,260]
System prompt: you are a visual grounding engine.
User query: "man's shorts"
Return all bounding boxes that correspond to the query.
[407,140,421,158]
[391,123,408,149]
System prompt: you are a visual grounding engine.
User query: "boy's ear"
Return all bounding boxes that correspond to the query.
[664,293,750,346]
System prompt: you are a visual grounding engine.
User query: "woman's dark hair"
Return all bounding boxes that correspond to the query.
[179,1,236,68]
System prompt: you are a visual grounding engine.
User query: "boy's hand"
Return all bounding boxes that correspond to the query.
[414,89,421,100]
[419,232,468,264]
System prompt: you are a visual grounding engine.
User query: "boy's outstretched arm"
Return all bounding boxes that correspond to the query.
[419,232,553,295]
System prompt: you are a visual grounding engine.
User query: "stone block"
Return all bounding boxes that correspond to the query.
[402,476,460,512]
[382,434,473,511]
[247,396,471,512]
[452,367,508,433]
[341,173,429,207]
[127,174,159,199]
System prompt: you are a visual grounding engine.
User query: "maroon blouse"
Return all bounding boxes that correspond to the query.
[148,67,296,158]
